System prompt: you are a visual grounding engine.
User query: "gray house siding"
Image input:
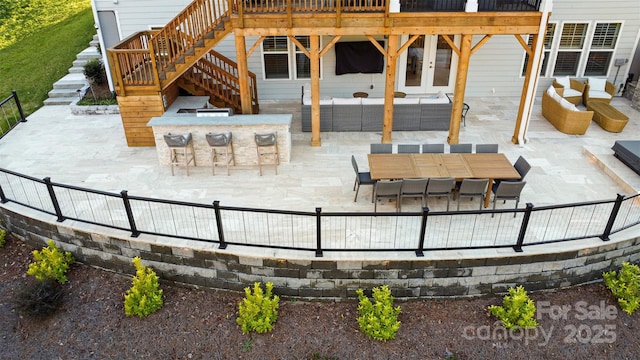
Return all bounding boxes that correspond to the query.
[93,0,640,100]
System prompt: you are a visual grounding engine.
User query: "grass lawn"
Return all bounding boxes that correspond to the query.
[0,0,95,117]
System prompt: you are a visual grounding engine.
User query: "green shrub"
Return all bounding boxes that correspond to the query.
[83,58,106,85]
[124,257,164,317]
[13,279,64,318]
[487,285,538,330]
[236,282,280,334]
[603,261,640,315]
[356,285,401,341]
[27,240,74,283]
[0,227,6,247]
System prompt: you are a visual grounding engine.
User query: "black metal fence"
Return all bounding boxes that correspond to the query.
[1,167,639,257]
[0,91,26,139]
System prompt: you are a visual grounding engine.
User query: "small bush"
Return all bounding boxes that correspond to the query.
[13,279,64,318]
[27,240,74,284]
[356,285,401,341]
[487,285,538,330]
[236,282,280,334]
[603,261,640,315]
[0,227,6,247]
[124,257,163,317]
[83,58,106,85]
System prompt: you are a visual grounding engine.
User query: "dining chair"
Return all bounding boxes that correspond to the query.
[456,178,489,211]
[494,155,531,188]
[422,143,445,153]
[397,144,420,154]
[370,143,393,154]
[399,178,429,210]
[513,156,532,179]
[255,132,279,176]
[491,181,527,217]
[425,177,455,211]
[374,180,402,212]
[351,155,376,202]
[449,143,472,153]
[475,144,499,153]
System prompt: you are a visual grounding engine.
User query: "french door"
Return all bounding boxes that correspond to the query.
[397,34,459,94]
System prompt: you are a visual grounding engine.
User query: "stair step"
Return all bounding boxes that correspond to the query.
[43,96,80,105]
[47,88,83,98]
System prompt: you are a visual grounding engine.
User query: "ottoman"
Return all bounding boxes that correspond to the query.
[587,102,629,133]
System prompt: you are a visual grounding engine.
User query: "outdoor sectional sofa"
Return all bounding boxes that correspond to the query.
[301,89,452,132]
[541,85,593,135]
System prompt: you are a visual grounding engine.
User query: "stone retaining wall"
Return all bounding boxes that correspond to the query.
[2,205,640,298]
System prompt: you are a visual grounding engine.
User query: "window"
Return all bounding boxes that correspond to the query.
[262,36,320,80]
[584,22,621,76]
[522,23,556,76]
[553,23,588,76]
[263,36,290,80]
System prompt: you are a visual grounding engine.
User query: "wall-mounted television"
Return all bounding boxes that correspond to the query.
[335,41,385,75]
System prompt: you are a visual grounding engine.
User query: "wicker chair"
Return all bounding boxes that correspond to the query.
[552,77,586,105]
[583,78,616,106]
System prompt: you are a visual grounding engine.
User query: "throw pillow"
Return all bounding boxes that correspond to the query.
[555,77,571,88]
[589,78,607,92]
[559,97,578,111]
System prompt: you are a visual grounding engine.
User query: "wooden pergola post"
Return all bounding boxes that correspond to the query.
[234,33,253,115]
[447,34,472,145]
[310,35,321,146]
[381,35,399,144]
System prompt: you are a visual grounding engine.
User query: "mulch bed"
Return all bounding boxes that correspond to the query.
[1,234,639,359]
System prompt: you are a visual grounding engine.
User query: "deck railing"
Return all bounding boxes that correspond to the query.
[0,91,26,140]
[1,168,637,257]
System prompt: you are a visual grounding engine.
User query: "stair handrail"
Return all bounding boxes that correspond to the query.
[184,50,258,113]
[149,0,230,76]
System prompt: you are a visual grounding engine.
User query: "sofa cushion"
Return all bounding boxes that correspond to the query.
[555,77,571,88]
[589,90,613,99]
[588,77,607,92]
[563,88,582,98]
[361,98,385,105]
[394,97,420,104]
[546,85,556,97]
[332,97,362,105]
[551,88,563,103]
[559,97,578,111]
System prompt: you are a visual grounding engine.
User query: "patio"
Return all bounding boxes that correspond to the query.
[0,96,637,215]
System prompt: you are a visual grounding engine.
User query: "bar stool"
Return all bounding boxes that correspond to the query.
[254,132,279,176]
[163,133,195,176]
[206,132,235,175]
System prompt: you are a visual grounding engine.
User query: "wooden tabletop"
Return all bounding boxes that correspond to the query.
[368,153,519,181]
[367,153,521,208]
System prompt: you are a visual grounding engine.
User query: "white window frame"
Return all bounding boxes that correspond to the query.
[582,21,623,77]
[551,22,589,77]
[261,36,323,81]
[521,22,557,78]
[262,36,292,80]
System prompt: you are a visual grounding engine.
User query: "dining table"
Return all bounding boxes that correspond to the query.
[367,153,521,208]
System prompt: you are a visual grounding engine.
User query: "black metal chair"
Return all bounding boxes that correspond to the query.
[422,143,445,153]
[399,178,429,210]
[397,144,421,154]
[425,177,455,211]
[370,143,393,154]
[456,178,489,211]
[449,143,472,153]
[351,155,376,202]
[475,144,499,153]
[461,103,470,127]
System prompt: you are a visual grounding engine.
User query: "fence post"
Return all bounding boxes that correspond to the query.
[600,193,625,242]
[12,90,26,122]
[120,190,140,237]
[43,177,65,222]
[415,207,429,257]
[315,207,323,257]
[513,203,534,252]
[213,200,227,249]
[0,183,6,203]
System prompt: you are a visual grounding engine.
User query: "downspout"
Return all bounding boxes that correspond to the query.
[90,0,116,92]
[518,0,552,144]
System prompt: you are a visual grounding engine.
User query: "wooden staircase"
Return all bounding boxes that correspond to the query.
[107,0,258,146]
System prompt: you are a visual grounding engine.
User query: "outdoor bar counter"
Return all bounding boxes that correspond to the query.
[148,103,291,169]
